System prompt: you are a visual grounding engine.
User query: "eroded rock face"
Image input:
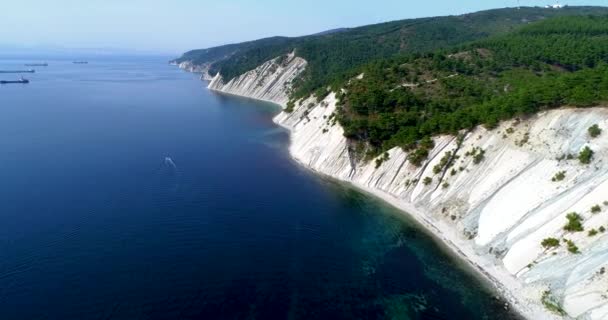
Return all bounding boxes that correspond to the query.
[208,53,307,106]
[276,95,608,320]
[177,61,214,80]
[189,52,608,319]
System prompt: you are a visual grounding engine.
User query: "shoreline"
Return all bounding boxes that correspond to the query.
[186,69,559,319]
[278,127,534,320]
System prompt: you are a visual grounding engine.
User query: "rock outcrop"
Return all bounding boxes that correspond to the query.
[175,61,214,80]
[181,53,608,320]
[208,52,307,106]
[276,94,608,320]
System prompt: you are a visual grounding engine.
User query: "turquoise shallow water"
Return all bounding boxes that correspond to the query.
[0,56,521,320]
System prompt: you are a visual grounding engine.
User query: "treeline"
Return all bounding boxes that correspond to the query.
[337,15,608,157]
[176,7,608,100]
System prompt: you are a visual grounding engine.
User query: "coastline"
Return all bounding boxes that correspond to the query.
[202,83,539,319]
[179,59,608,319]
[276,120,536,320]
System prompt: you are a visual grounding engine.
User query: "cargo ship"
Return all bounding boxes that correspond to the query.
[0,77,30,84]
[24,63,48,67]
[0,69,35,73]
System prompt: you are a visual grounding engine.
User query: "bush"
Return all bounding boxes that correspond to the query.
[564,213,584,232]
[473,150,485,164]
[588,124,602,138]
[442,182,450,189]
[408,148,430,167]
[589,229,598,237]
[591,205,602,214]
[551,171,566,182]
[375,152,390,169]
[423,177,433,185]
[600,226,606,233]
[578,146,594,164]
[541,290,566,316]
[285,100,296,113]
[433,151,453,174]
[566,240,579,254]
[541,238,560,249]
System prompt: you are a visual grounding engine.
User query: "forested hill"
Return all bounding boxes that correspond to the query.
[336,14,608,162]
[174,6,608,99]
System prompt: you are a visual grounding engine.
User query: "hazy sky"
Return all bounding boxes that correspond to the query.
[0,0,605,54]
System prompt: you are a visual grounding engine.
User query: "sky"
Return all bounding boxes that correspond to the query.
[0,0,605,55]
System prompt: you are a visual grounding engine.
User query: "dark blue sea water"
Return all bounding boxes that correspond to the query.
[0,57,520,320]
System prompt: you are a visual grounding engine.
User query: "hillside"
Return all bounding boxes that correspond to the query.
[337,15,608,160]
[178,8,608,319]
[174,6,608,100]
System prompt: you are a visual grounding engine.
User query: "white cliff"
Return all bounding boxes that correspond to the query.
[276,94,608,320]
[175,61,214,80]
[207,52,307,106]
[182,54,608,320]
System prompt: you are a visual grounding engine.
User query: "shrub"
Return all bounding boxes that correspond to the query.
[601,226,606,233]
[589,229,598,237]
[566,240,579,254]
[375,152,390,169]
[423,177,433,185]
[541,238,560,249]
[578,146,594,164]
[408,148,430,167]
[541,291,566,316]
[473,150,486,165]
[551,171,566,182]
[564,213,584,232]
[466,147,486,165]
[285,100,296,113]
[591,205,602,214]
[588,124,602,138]
[433,151,453,174]
[442,182,450,189]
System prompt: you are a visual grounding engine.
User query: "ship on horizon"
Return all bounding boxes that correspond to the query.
[0,76,30,84]
[0,69,35,73]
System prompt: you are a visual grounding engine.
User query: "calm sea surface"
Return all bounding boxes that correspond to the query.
[0,57,520,320]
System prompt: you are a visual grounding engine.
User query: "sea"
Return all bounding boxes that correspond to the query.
[0,56,521,320]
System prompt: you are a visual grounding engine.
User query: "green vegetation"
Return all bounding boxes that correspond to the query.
[588,124,602,138]
[433,151,453,174]
[589,229,599,237]
[175,7,608,102]
[552,171,566,182]
[177,8,608,164]
[564,212,584,232]
[578,146,594,164]
[541,238,560,249]
[336,15,608,157]
[592,205,602,214]
[600,226,606,233]
[285,100,296,113]
[423,177,433,185]
[375,152,391,168]
[541,290,566,316]
[566,240,580,254]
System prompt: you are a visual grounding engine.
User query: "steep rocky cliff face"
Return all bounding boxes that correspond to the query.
[276,94,608,320]
[207,53,307,106]
[173,61,214,80]
[186,53,608,319]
